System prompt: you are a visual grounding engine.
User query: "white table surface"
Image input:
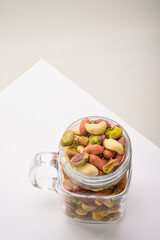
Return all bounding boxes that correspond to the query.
[0,59,159,240]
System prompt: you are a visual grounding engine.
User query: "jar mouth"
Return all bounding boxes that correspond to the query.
[59,116,132,188]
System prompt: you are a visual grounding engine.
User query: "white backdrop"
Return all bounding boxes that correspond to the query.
[0,0,160,145]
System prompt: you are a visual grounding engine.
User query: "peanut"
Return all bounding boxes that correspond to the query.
[83,144,104,155]
[89,154,108,170]
[103,149,116,159]
[94,119,111,128]
[63,179,73,192]
[79,118,91,135]
[118,136,126,147]
[115,151,126,164]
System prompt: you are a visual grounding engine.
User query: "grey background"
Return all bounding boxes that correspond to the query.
[1,0,160,146]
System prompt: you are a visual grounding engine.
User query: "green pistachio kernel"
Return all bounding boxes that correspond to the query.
[105,128,113,138]
[70,196,78,203]
[89,135,101,145]
[109,126,122,140]
[77,203,83,209]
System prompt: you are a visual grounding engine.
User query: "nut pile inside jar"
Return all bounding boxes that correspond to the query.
[61,118,126,176]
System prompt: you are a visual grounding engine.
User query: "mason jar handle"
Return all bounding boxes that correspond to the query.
[29,152,58,191]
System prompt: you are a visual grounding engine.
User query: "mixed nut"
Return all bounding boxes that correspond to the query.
[62,173,127,222]
[60,117,129,223]
[61,117,126,176]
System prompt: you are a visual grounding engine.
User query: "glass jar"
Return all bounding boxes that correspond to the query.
[29,116,132,223]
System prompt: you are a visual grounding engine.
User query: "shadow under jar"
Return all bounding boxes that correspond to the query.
[29,116,132,224]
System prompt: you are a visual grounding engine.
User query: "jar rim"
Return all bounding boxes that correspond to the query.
[59,116,132,188]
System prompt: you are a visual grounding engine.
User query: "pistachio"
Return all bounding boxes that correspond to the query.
[97,169,106,176]
[88,135,105,145]
[61,130,74,146]
[104,127,113,138]
[75,209,88,216]
[92,205,108,213]
[82,203,97,211]
[85,121,107,135]
[70,152,89,167]
[109,126,122,140]
[70,196,78,203]
[65,147,79,161]
[65,201,77,210]
[77,145,84,153]
[98,135,105,143]
[76,203,83,209]
[102,159,120,174]
[73,128,82,135]
[74,135,89,147]
[66,207,77,217]
[75,163,99,176]
[89,136,101,145]
[103,139,124,154]
[103,199,114,208]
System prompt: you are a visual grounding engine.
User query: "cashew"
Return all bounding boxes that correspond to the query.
[75,209,88,216]
[82,203,97,212]
[75,163,99,176]
[95,200,103,206]
[77,145,84,153]
[99,210,109,217]
[103,199,114,208]
[92,211,103,220]
[109,216,120,221]
[103,139,124,154]
[85,121,107,135]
